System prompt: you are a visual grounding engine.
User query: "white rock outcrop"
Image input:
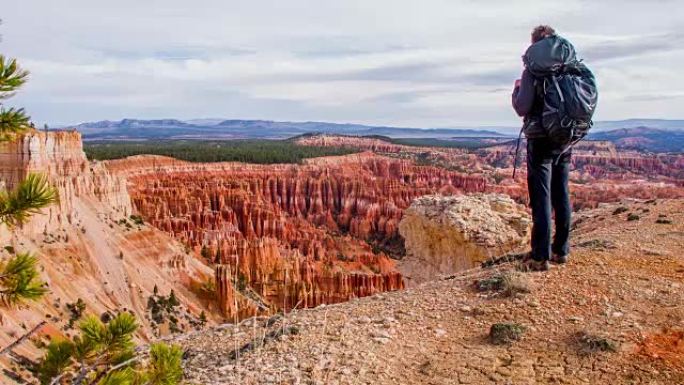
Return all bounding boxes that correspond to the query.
[398,194,531,284]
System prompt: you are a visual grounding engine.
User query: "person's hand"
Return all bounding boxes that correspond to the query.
[514,79,521,88]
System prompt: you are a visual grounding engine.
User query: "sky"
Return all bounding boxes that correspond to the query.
[2,0,683,128]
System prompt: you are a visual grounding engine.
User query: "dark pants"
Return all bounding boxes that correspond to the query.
[526,138,571,261]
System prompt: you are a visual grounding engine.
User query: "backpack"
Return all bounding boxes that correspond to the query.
[511,35,598,178]
[524,35,598,147]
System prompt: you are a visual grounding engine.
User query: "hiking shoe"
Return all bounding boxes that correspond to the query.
[550,254,568,264]
[519,257,550,272]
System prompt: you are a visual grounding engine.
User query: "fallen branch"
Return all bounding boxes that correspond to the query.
[0,321,46,356]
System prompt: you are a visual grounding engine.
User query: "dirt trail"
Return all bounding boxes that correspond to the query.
[177,199,684,385]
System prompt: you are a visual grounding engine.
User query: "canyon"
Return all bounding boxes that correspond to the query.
[119,153,488,316]
[296,135,684,209]
[108,134,684,318]
[1,130,683,383]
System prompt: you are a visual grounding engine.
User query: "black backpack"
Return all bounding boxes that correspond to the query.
[524,35,598,147]
[512,35,598,178]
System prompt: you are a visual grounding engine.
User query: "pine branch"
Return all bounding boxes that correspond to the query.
[0,252,48,306]
[0,107,31,137]
[0,173,59,228]
[0,55,29,97]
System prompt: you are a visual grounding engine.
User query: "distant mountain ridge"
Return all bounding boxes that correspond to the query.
[592,119,684,132]
[67,119,684,152]
[588,126,684,153]
[70,119,509,140]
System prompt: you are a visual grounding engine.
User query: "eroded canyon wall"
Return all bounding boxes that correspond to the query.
[0,130,131,235]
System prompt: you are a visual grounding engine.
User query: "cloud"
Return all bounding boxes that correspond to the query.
[622,92,684,102]
[582,33,684,62]
[2,0,683,126]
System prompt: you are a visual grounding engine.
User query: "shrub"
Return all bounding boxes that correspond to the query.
[627,213,640,221]
[612,206,628,215]
[65,298,86,328]
[129,215,144,225]
[489,322,525,345]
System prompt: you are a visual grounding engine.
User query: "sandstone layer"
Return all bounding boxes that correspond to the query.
[398,194,530,284]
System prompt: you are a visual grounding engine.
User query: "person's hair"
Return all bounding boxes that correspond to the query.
[531,25,556,43]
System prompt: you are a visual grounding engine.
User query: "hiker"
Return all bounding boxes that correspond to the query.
[511,25,598,271]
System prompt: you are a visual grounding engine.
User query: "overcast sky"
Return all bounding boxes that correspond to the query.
[2,0,683,127]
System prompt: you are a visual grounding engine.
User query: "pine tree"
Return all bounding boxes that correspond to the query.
[37,312,184,385]
[200,245,211,261]
[167,290,180,308]
[198,311,207,327]
[0,174,57,307]
[0,28,57,229]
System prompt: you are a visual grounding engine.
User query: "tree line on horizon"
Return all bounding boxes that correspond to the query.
[84,139,359,164]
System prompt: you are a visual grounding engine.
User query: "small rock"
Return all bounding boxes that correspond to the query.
[371,330,392,339]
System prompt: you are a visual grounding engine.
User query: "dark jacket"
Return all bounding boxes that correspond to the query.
[512,69,546,138]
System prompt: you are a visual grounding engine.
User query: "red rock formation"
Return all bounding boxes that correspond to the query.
[118,155,490,316]
[298,136,684,209]
[480,140,684,181]
[104,135,684,318]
